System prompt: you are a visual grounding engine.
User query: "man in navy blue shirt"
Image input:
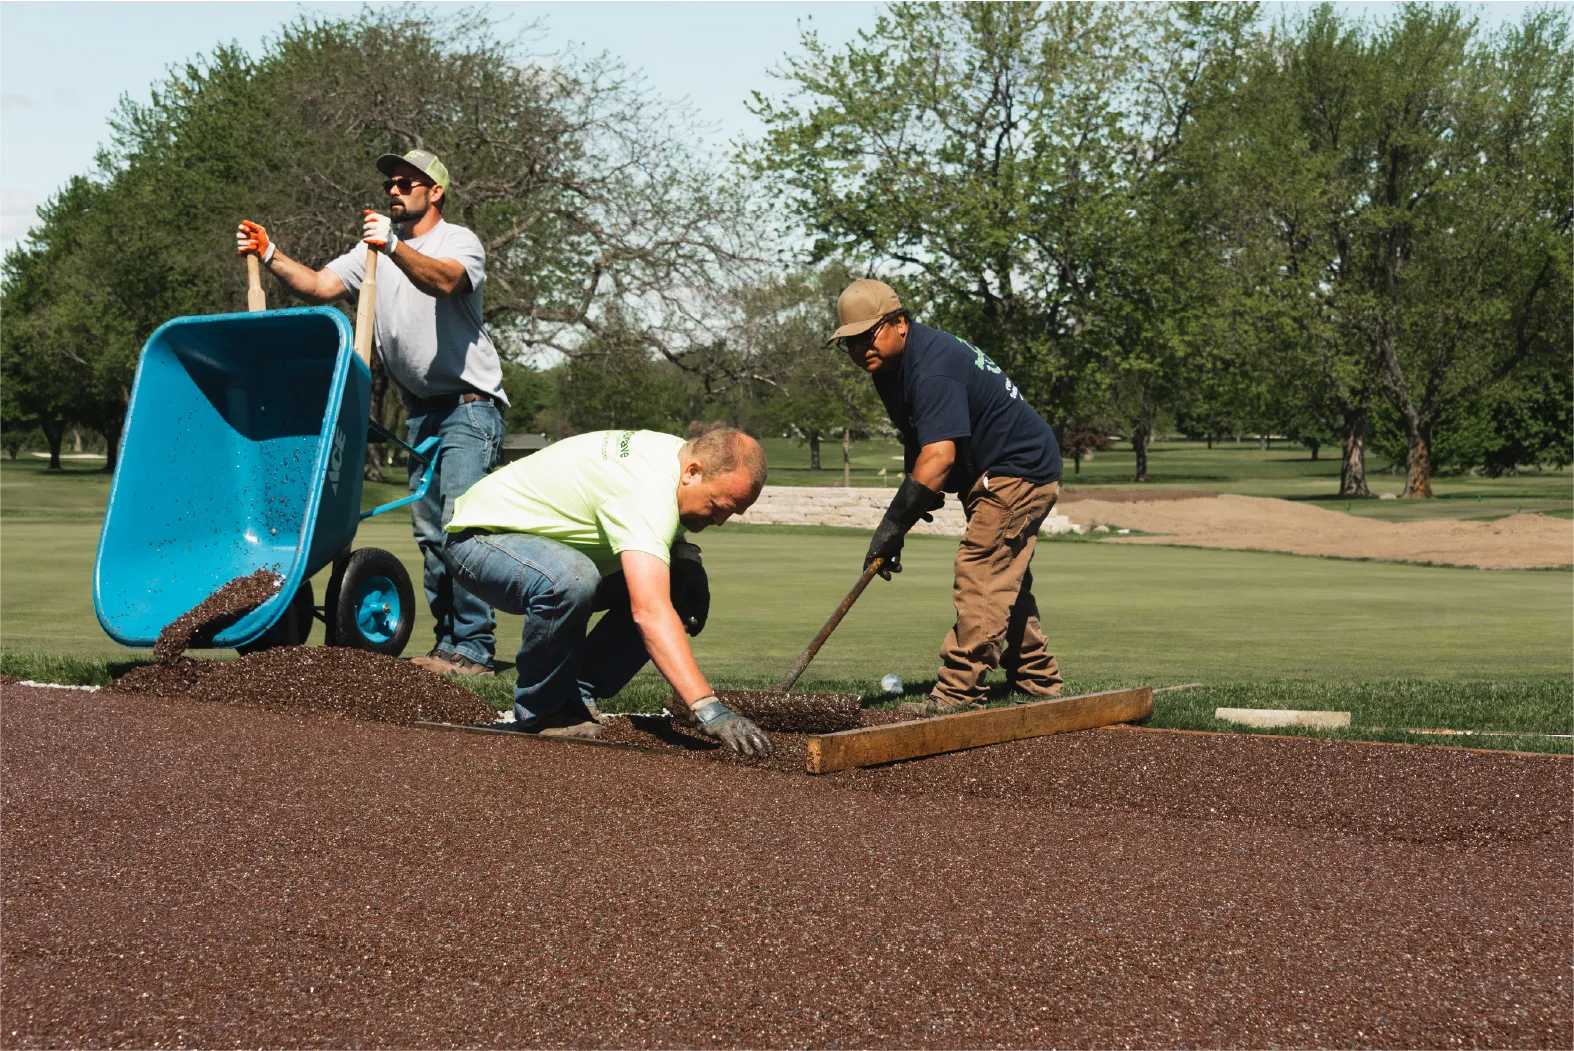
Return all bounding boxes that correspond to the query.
[828,279,1065,714]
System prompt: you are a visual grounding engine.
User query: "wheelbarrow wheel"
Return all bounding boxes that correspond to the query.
[236,580,315,655]
[329,547,415,657]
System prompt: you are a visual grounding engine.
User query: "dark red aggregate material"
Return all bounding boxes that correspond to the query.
[712,690,862,733]
[151,569,282,662]
[4,683,1569,1050]
[108,646,493,727]
[601,708,908,772]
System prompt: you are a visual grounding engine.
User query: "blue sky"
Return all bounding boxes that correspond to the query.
[0,0,1540,253]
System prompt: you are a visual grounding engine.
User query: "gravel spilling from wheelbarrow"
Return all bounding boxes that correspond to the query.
[3,682,1569,1048]
[152,569,283,662]
[109,646,491,727]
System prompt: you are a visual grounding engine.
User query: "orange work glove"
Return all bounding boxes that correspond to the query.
[236,220,274,263]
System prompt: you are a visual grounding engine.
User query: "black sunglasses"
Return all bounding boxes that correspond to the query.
[383,177,431,194]
[839,319,886,352]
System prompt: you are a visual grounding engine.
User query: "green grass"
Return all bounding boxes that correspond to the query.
[4,455,1569,754]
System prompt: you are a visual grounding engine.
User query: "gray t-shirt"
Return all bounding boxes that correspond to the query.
[326,219,509,409]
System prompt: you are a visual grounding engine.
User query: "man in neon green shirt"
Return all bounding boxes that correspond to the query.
[443,427,773,755]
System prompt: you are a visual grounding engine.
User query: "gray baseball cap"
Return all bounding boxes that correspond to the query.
[376,149,450,192]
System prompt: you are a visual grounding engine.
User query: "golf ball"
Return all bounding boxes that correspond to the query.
[880,673,904,696]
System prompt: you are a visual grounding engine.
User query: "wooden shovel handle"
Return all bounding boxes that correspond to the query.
[772,557,885,693]
[246,254,266,312]
[352,246,378,367]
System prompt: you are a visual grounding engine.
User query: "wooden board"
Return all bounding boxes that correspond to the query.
[805,687,1153,774]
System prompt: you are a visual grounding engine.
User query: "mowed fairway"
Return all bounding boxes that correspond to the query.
[4,461,1569,692]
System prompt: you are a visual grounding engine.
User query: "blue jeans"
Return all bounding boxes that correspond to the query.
[442,531,709,722]
[406,400,506,666]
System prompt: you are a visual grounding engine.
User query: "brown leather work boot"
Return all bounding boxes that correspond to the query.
[521,703,603,740]
[410,649,495,677]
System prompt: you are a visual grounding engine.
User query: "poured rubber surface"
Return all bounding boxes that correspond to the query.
[3,682,1569,1048]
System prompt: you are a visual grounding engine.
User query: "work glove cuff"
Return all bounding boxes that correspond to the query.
[884,476,943,529]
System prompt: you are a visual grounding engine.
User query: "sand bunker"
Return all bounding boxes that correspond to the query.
[1061,493,1572,569]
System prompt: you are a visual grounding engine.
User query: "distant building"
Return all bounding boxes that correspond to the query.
[500,433,551,465]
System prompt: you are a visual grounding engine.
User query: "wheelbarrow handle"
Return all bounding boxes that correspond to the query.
[352,246,378,367]
[246,255,266,312]
[359,433,441,521]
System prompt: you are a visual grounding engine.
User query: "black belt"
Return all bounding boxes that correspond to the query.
[409,391,493,414]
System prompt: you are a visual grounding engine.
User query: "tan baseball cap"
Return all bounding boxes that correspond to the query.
[376,148,450,192]
[828,279,903,342]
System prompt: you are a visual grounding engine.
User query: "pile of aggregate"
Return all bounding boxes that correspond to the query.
[695,689,861,733]
[109,646,492,727]
[3,682,1569,1048]
[152,569,282,662]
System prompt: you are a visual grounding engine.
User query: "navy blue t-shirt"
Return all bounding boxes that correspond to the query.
[872,323,1062,493]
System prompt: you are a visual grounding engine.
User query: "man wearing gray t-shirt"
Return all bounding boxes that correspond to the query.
[235,149,507,676]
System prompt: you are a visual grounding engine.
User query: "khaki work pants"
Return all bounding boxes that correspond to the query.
[932,474,1062,707]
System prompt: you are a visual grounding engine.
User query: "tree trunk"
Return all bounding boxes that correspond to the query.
[1402,417,1434,498]
[5,441,19,461]
[71,424,84,453]
[1338,408,1370,497]
[1259,433,1269,451]
[40,419,65,470]
[842,427,851,487]
[1131,425,1151,483]
[1206,434,1213,450]
[101,416,123,474]
[1306,439,1319,462]
[1072,451,1081,475]
[363,444,384,483]
[808,431,821,470]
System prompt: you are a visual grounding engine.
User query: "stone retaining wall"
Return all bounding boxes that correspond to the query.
[734,485,1076,536]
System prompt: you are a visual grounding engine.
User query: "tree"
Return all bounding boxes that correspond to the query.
[1193,4,1572,498]
[1366,7,1572,496]
[3,8,761,471]
[748,2,1254,481]
[716,266,883,481]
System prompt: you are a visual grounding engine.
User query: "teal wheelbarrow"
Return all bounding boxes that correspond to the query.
[94,288,438,655]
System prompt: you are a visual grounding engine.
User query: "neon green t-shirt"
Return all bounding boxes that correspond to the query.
[446,429,684,573]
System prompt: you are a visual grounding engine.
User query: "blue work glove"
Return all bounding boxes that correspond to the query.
[692,697,774,757]
[865,476,944,580]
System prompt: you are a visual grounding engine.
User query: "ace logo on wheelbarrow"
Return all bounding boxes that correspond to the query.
[327,424,347,497]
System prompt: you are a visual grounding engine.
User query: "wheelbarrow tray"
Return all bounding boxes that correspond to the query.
[94,308,371,649]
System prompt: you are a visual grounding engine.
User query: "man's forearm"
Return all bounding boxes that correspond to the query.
[633,605,712,706]
[910,440,956,491]
[265,250,343,305]
[387,241,468,298]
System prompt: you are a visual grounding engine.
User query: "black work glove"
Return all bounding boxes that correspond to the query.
[865,476,945,581]
[670,542,710,637]
[692,697,774,757]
